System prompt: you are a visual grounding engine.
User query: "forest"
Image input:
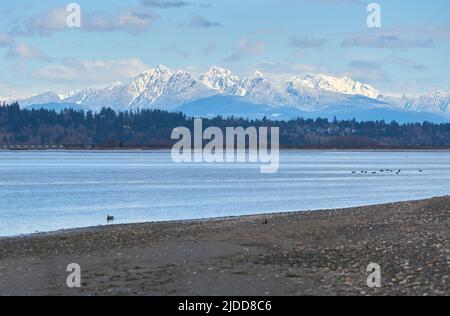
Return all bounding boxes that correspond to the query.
[1,102,450,149]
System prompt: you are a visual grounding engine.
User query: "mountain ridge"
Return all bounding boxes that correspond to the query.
[6,65,450,122]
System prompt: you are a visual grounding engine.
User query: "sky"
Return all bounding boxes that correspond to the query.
[0,0,449,99]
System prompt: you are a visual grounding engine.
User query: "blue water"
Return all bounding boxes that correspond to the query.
[0,150,449,237]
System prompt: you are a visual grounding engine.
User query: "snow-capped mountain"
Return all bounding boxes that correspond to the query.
[288,74,383,100]
[10,65,450,122]
[405,91,450,114]
[385,91,450,116]
[58,66,216,112]
[129,66,216,111]
[230,71,288,106]
[199,66,240,93]
[19,92,62,107]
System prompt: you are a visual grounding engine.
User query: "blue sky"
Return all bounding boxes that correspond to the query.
[0,0,449,98]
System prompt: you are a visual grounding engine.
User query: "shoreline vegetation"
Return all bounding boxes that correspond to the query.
[1,103,450,149]
[0,197,448,296]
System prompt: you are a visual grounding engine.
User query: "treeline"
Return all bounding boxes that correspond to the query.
[1,102,450,148]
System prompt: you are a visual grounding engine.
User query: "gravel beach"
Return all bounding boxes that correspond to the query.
[0,197,449,296]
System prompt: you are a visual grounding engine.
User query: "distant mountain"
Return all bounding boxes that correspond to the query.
[199,66,240,92]
[178,95,307,120]
[11,65,450,123]
[19,92,62,107]
[402,91,449,114]
[128,66,215,111]
[287,74,382,100]
[179,94,448,124]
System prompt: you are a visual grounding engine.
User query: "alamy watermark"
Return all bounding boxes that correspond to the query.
[171,119,280,174]
[367,3,382,28]
[66,263,81,288]
[66,3,82,28]
[366,263,382,288]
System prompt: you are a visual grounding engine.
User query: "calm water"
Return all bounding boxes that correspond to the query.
[0,150,449,237]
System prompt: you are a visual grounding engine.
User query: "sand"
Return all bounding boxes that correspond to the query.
[0,197,449,296]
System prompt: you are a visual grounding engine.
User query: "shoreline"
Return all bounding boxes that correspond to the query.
[0,196,446,240]
[0,197,449,296]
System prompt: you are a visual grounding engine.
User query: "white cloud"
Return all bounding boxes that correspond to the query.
[344,56,428,84]
[224,39,265,62]
[343,68,389,83]
[33,58,151,84]
[11,6,158,36]
[87,10,157,34]
[6,42,47,60]
[341,27,440,49]
[0,32,48,61]
[188,15,221,28]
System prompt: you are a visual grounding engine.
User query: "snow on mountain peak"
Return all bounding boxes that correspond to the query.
[19,91,62,107]
[130,65,178,95]
[230,71,287,106]
[104,81,124,90]
[126,65,215,111]
[385,90,449,115]
[250,71,265,79]
[426,90,449,100]
[149,65,175,79]
[27,65,450,118]
[288,74,382,100]
[199,66,240,92]
[417,90,450,112]
[16,66,391,115]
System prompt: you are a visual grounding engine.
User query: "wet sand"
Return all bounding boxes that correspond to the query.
[0,197,449,296]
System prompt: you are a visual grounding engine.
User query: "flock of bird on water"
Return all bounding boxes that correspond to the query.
[352,169,423,175]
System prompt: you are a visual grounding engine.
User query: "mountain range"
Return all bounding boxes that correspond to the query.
[9,65,450,123]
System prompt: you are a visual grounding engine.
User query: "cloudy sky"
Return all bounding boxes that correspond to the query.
[0,0,449,99]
